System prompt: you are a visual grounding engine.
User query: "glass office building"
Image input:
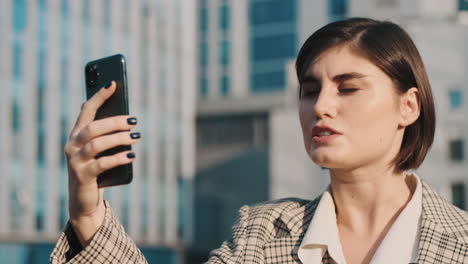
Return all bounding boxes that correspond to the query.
[198,0,297,97]
[0,0,196,262]
[198,0,347,98]
[249,0,298,93]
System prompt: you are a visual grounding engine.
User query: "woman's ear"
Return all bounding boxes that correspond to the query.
[399,87,420,127]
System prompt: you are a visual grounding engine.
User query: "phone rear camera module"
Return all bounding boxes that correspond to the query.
[87,64,100,87]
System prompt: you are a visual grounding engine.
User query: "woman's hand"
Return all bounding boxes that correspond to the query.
[64,81,140,247]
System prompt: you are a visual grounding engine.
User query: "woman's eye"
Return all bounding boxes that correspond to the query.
[339,88,358,93]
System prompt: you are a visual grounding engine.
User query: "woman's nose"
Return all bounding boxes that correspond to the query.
[313,89,338,119]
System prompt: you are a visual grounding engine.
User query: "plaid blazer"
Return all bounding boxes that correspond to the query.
[50,181,468,263]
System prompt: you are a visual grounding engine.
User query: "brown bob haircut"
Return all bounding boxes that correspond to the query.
[295,17,435,172]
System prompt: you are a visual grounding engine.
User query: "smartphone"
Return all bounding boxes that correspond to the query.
[85,54,133,187]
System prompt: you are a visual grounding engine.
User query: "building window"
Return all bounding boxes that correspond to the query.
[199,0,207,8]
[196,114,268,148]
[449,90,463,109]
[199,7,208,32]
[452,182,466,210]
[13,40,22,81]
[200,78,208,97]
[251,34,296,61]
[329,0,348,21]
[220,4,230,30]
[251,71,285,92]
[220,40,230,65]
[13,101,21,133]
[450,139,464,161]
[459,0,468,11]
[221,76,230,96]
[250,0,296,25]
[13,0,27,33]
[200,42,208,66]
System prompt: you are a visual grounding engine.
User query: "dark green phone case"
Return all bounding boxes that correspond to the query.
[85,54,133,187]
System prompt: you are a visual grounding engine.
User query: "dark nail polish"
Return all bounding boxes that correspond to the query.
[127,117,137,125]
[105,81,112,88]
[127,152,136,159]
[130,132,141,139]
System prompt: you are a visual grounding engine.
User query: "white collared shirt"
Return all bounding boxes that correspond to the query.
[298,173,422,264]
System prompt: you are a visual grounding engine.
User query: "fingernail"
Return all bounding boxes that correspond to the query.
[105,81,112,88]
[130,132,141,139]
[127,152,136,159]
[127,117,137,125]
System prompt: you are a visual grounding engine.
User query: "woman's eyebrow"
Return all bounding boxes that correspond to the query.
[332,72,368,82]
[302,72,368,83]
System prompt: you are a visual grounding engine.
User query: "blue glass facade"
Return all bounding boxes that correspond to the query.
[449,90,463,109]
[250,0,296,25]
[200,41,208,66]
[199,7,208,32]
[221,75,230,96]
[199,0,209,98]
[200,77,208,97]
[219,40,230,65]
[249,0,297,93]
[220,4,230,30]
[252,71,285,92]
[219,2,231,96]
[251,33,296,61]
[460,0,468,11]
[328,0,348,22]
[452,182,466,210]
[250,0,348,93]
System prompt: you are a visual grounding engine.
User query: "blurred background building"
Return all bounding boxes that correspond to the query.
[1,0,468,263]
[0,0,196,263]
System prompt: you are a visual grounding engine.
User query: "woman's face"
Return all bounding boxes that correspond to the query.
[299,46,409,171]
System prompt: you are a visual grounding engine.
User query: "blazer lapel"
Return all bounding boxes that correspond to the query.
[262,197,320,264]
[416,182,468,263]
[417,217,466,263]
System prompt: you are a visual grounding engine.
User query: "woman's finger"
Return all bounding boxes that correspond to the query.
[74,115,137,147]
[78,131,141,160]
[71,81,116,138]
[88,150,136,176]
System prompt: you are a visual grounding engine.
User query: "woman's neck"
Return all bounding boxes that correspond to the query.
[329,167,416,235]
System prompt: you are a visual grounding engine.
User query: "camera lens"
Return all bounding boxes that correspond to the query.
[87,64,100,87]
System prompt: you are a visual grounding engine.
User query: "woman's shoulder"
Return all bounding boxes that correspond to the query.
[231,195,322,239]
[245,196,321,216]
[421,181,468,235]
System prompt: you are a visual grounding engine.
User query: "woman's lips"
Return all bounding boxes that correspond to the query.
[311,125,341,144]
[312,133,340,144]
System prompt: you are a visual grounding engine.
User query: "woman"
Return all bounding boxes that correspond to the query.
[50,18,468,264]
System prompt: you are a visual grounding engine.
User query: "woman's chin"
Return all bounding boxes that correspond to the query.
[310,150,343,169]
